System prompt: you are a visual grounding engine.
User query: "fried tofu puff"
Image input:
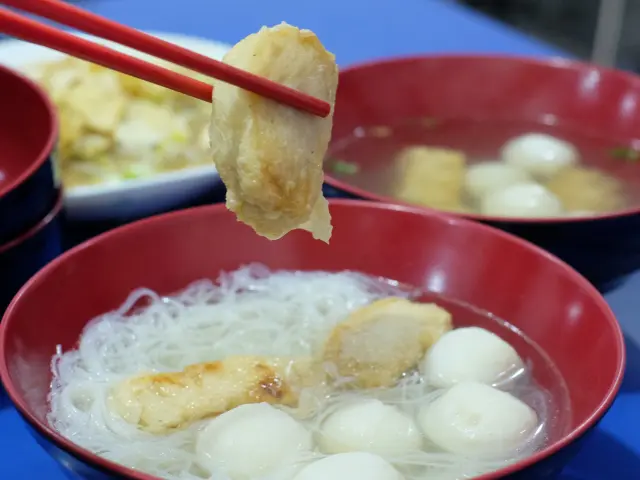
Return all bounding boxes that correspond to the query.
[393,146,467,213]
[546,165,626,213]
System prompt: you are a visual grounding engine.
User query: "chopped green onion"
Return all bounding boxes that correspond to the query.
[330,159,359,175]
[122,170,140,180]
[610,146,640,162]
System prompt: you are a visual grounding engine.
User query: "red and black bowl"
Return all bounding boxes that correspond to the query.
[0,200,625,479]
[0,64,58,245]
[0,189,64,313]
[324,55,640,292]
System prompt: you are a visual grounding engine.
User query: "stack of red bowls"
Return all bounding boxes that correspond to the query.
[0,64,62,315]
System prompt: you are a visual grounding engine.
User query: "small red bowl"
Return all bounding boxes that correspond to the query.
[324,55,640,290]
[0,200,624,479]
[0,64,58,244]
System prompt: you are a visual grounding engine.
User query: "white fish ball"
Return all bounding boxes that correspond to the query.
[196,403,312,479]
[293,452,404,480]
[421,327,524,388]
[481,182,563,218]
[501,133,578,178]
[418,382,538,458]
[317,399,422,456]
[465,161,531,199]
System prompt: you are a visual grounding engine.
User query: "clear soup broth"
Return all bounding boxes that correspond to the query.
[328,118,640,218]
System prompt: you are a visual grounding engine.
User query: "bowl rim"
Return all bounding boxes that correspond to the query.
[0,199,626,480]
[326,53,640,223]
[0,189,63,254]
[0,64,58,201]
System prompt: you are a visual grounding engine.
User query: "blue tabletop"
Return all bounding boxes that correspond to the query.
[1,0,638,478]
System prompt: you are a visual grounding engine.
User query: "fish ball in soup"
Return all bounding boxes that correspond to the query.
[293,452,405,480]
[480,182,563,218]
[317,398,422,456]
[501,133,578,178]
[195,403,312,478]
[465,161,531,200]
[418,382,538,459]
[420,327,524,388]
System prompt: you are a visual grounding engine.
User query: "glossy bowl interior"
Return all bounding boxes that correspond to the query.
[324,55,640,290]
[0,64,58,244]
[0,201,625,479]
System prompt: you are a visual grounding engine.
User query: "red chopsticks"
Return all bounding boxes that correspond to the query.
[0,8,213,102]
[0,0,331,118]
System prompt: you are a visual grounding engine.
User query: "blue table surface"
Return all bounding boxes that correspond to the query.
[1,0,639,478]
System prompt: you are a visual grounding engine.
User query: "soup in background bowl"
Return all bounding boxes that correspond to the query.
[324,55,640,291]
[0,200,624,480]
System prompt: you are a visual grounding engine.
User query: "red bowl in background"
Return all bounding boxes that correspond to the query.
[324,55,640,291]
[0,64,58,245]
[0,200,625,479]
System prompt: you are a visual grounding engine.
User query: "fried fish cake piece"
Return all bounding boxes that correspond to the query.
[109,355,324,434]
[323,297,453,388]
[393,146,467,212]
[209,22,338,242]
[546,165,625,213]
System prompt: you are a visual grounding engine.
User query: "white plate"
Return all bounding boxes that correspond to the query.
[0,32,231,221]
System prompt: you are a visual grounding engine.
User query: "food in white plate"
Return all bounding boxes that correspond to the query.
[27,57,212,188]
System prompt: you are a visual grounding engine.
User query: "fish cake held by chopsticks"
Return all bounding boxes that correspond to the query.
[108,355,324,434]
[323,297,453,388]
[209,22,338,242]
